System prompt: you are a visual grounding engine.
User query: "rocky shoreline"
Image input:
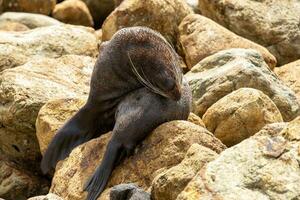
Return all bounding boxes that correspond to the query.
[0,0,300,200]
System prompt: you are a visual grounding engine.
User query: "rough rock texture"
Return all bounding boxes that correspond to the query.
[52,0,94,27]
[185,48,300,121]
[0,24,98,72]
[0,154,49,200]
[2,0,56,15]
[110,184,150,200]
[177,117,300,200]
[0,12,61,29]
[187,113,205,128]
[49,121,226,200]
[27,193,63,200]
[102,0,192,46]
[81,0,115,26]
[178,14,276,70]
[0,55,94,167]
[151,143,218,200]
[198,0,300,65]
[275,60,300,103]
[36,98,86,155]
[203,88,283,146]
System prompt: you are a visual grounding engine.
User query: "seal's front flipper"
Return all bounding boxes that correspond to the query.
[84,140,122,200]
[41,106,98,174]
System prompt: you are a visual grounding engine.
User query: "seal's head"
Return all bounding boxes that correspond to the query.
[122,27,183,101]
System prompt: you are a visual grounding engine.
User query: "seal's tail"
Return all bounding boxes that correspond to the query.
[84,140,122,200]
[41,106,97,174]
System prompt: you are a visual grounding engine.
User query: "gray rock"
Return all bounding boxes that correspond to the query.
[0,12,61,29]
[110,184,150,200]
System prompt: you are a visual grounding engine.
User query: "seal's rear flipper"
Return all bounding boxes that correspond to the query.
[41,106,98,174]
[84,140,122,200]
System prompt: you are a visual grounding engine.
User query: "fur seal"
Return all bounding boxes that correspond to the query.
[41,27,192,200]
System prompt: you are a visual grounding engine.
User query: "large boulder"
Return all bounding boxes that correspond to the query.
[275,60,300,103]
[198,0,300,65]
[0,55,95,167]
[177,117,300,200]
[178,14,276,70]
[2,0,56,15]
[151,143,218,200]
[0,154,49,200]
[102,0,192,46]
[52,0,94,27]
[185,48,300,121]
[0,24,98,72]
[203,88,283,146]
[0,12,61,29]
[49,121,225,200]
[36,98,86,155]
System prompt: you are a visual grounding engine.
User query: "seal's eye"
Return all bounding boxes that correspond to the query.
[164,78,176,91]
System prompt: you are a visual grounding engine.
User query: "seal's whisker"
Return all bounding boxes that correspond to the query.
[140,65,169,98]
[128,52,169,98]
[128,53,150,87]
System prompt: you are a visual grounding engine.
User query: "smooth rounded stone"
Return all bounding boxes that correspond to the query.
[27,193,63,200]
[52,0,94,27]
[0,154,49,200]
[151,143,218,200]
[0,55,95,167]
[102,0,192,46]
[198,0,300,66]
[275,60,300,103]
[178,14,276,70]
[81,0,115,26]
[0,12,61,29]
[177,117,300,200]
[110,184,150,200]
[49,121,226,200]
[36,98,86,155]
[0,20,29,31]
[185,48,300,121]
[0,24,98,72]
[2,0,56,15]
[203,88,283,146]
